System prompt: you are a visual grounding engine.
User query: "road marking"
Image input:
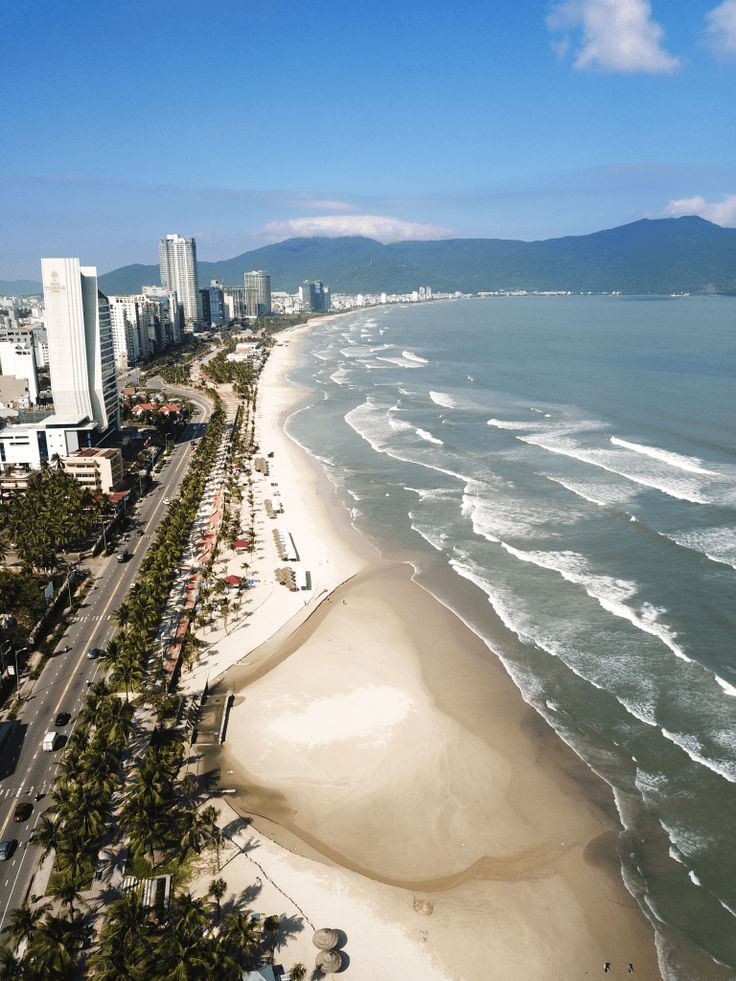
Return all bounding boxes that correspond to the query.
[0,808,43,932]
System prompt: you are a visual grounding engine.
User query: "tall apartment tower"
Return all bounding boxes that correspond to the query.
[244,270,272,317]
[159,234,200,323]
[40,258,119,431]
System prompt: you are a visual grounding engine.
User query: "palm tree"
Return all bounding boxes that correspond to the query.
[262,914,281,964]
[1,901,50,947]
[0,944,23,978]
[220,909,261,970]
[200,805,224,870]
[24,913,83,980]
[48,873,85,920]
[90,890,148,978]
[30,814,61,862]
[207,878,227,923]
[289,963,307,981]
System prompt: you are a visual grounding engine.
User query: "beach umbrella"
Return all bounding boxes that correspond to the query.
[312,928,339,950]
[315,949,342,974]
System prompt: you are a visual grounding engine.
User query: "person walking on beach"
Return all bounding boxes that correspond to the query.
[627,965,634,974]
[603,964,611,974]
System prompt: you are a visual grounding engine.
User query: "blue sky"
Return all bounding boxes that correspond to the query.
[2,0,736,278]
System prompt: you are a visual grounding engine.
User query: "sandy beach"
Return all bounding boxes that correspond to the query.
[186,317,660,980]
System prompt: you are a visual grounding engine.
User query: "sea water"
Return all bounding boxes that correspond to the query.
[286,295,736,979]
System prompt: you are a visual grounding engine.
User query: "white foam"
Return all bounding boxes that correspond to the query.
[449,555,622,697]
[487,418,533,430]
[668,846,685,865]
[329,367,351,386]
[660,727,736,784]
[429,391,456,409]
[610,437,717,476]
[415,428,444,446]
[344,401,469,485]
[402,349,429,364]
[715,676,736,697]
[688,870,702,886]
[409,516,446,552]
[543,474,607,508]
[666,526,736,571]
[519,433,710,504]
[376,356,423,369]
[719,900,736,918]
[498,543,692,663]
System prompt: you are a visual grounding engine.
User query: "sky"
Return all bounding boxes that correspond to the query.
[2,0,736,279]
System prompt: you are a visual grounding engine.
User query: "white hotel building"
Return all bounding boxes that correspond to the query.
[0,259,119,469]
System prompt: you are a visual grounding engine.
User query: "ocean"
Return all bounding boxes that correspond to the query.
[285,295,736,980]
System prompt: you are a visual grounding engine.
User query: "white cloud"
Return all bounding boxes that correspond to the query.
[705,1,736,58]
[662,194,736,226]
[262,214,454,242]
[547,0,681,74]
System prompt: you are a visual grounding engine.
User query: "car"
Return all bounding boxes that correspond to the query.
[0,840,17,861]
[59,644,71,654]
[55,711,71,726]
[163,497,171,505]
[86,647,101,660]
[13,802,32,823]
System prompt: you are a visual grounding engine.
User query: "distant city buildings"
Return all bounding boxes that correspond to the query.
[159,234,200,324]
[244,270,272,317]
[299,280,330,313]
[199,281,226,327]
[223,286,247,321]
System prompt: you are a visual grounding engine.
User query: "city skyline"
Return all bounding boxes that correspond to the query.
[3,0,736,278]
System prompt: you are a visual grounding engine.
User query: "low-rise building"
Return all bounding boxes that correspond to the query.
[62,447,123,495]
[0,376,33,410]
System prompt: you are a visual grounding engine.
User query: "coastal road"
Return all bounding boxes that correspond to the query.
[0,390,212,928]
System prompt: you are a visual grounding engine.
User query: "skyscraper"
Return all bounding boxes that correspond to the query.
[244,270,272,317]
[299,280,330,313]
[159,234,200,323]
[41,258,119,431]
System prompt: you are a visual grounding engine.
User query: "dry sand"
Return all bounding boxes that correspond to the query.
[186,318,660,980]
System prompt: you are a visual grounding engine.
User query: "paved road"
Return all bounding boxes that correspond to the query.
[0,389,212,928]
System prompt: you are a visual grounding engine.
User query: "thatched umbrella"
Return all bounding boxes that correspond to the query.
[315,949,342,974]
[312,927,339,950]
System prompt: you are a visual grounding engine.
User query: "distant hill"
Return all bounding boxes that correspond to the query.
[28,216,736,298]
[0,280,42,296]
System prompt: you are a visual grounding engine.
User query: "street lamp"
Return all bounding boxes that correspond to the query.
[65,566,77,611]
[14,647,28,687]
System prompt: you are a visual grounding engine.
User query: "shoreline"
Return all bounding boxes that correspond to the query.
[186,313,661,979]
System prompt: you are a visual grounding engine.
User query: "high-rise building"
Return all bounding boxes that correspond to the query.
[108,295,143,368]
[142,286,181,346]
[41,258,119,432]
[223,286,247,320]
[159,234,200,324]
[299,280,330,313]
[244,270,272,317]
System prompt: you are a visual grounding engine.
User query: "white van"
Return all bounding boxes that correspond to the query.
[42,731,59,752]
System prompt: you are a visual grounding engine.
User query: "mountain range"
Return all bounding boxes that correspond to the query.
[5,217,736,297]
